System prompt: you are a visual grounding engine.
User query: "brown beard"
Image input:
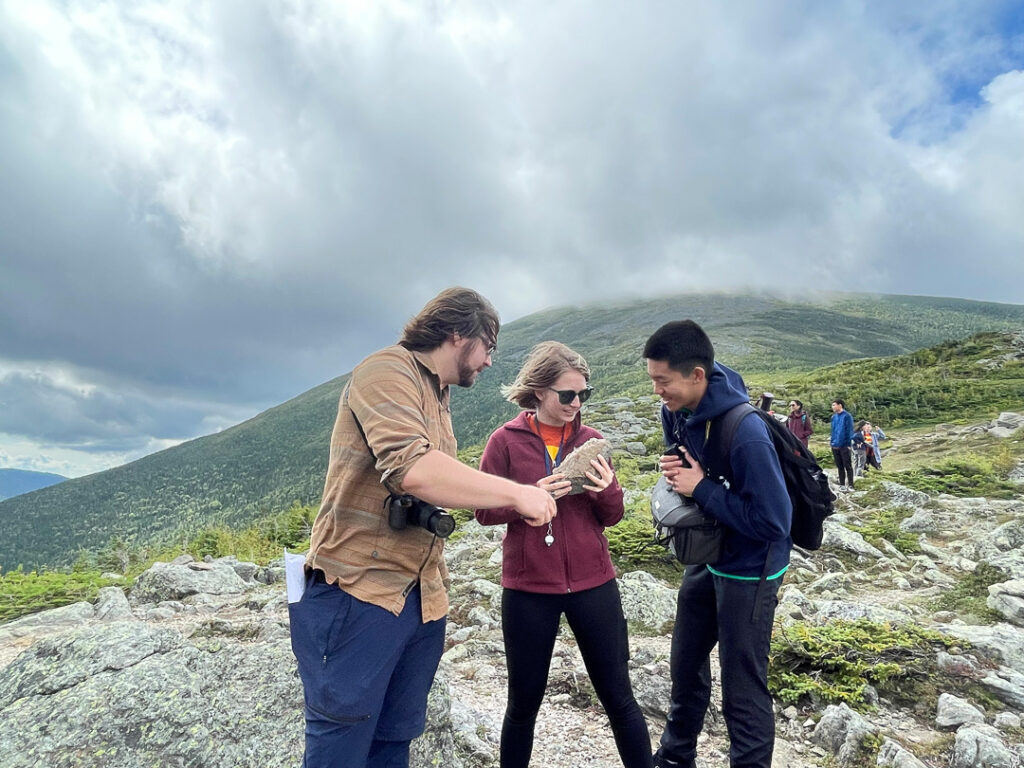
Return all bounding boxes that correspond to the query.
[455,343,478,388]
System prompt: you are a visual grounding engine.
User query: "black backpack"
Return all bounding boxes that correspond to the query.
[713,403,836,550]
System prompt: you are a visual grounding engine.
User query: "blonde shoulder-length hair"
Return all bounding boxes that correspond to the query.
[501,341,590,410]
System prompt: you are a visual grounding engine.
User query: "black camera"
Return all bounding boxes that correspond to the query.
[388,494,456,539]
[666,444,692,468]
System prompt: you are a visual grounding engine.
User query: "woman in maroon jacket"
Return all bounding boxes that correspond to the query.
[475,341,652,768]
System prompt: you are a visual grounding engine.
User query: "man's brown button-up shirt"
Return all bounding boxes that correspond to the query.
[306,345,455,622]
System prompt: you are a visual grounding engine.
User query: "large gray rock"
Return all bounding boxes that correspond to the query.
[878,481,931,508]
[980,667,1024,711]
[820,522,886,560]
[811,703,876,766]
[94,587,133,621]
[129,560,251,604]
[617,571,677,631]
[0,601,95,642]
[815,600,913,624]
[951,723,1015,768]
[987,580,1024,626]
[936,692,986,728]
[0,618,459,768]
[876,738,930,768]
[939,623,1024,674]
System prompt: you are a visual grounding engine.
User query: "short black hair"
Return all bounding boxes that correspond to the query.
[833,399,845,408]
[643,320,715,376]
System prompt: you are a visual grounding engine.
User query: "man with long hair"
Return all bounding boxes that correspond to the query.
[290,287,557,768]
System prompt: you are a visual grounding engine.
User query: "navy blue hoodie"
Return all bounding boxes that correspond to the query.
[660,362,792,578]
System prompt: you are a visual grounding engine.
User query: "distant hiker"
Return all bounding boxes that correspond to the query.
[290,287,556,768]
[475,341,652,768]
[645,320,792,768]
[862,421,887,472]
[755,391,774,413]
[786,399,813,448]
[852,420,868,478]
[830,399,856,490]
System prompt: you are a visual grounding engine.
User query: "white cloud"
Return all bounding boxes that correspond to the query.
[1,0,1023,476]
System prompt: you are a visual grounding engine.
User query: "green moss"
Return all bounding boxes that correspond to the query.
[769,619,959,712]
[848,506,921,554]
[931,562,1010,622]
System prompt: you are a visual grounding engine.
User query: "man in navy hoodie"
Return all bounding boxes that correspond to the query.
[645,320,792,768]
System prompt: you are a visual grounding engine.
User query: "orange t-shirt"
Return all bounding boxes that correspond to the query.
[527,412,567,465]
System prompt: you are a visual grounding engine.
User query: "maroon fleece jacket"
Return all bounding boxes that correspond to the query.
[474,411,624,593]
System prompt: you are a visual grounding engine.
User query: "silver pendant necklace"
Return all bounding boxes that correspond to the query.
[545,521,554,546]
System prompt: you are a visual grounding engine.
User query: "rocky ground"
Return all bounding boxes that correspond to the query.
[2,413,1024,768]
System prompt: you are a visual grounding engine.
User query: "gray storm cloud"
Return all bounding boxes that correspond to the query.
[0,0,1022,475]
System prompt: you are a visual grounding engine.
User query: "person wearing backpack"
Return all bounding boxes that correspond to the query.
[644,320,792,768]
[786,399,813,447]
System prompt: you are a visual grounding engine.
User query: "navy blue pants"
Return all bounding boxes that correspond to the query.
[501,580,653,768]
[289,572,446,768]
[655,566,781,768]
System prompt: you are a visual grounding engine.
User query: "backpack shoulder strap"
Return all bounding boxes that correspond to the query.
[706,402,758,479]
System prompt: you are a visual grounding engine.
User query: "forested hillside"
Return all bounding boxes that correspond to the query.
[3,292,1024,572]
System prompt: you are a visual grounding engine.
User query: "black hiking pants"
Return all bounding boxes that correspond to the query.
[655,565,782,768]
[832,446,854,486]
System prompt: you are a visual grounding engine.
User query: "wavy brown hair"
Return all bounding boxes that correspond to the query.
[501,341,590,409]
[399,286,500,352]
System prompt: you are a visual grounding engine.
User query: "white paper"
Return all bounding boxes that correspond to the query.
[284,549,308,604]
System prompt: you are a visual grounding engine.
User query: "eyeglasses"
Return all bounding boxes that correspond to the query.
[479,337,497,356]
[549,387,593,405]
[789,402,797,407]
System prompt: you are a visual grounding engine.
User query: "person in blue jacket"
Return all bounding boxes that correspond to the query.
[644,320,792,768]
[830,399,856,489]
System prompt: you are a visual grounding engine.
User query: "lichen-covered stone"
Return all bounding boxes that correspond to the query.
[557,438,612,495]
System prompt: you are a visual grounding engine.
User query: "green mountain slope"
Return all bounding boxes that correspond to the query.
[3,292,1024,572]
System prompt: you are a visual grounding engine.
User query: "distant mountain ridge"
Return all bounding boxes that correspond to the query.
[0,469,66,502]
[3,291,1024,572]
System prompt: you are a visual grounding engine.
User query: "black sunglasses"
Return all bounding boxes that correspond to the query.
[548,387,593,405]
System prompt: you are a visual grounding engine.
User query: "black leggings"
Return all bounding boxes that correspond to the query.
[500,580,652,768]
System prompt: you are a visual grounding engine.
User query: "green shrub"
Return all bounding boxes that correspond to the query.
[931,563,1010,622]
[848,506,921,554]
[0,569,120,624]
[768,619,958,711]
[872,454,1019,499]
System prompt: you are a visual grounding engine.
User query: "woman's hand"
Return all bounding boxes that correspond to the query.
[582,454,615,493]
[536,472,572,500]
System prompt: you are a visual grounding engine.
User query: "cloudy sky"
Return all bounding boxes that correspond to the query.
[1,1,1023,478]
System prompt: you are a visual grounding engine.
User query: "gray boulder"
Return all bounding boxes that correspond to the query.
[939,623,1024,674]
[951,723,1015,768]
[820,522,885,560]
[987,580,1024,626]
[811,703,876,766]
[876,738,930,768]
[980,667,1024,711]
[130,560,251,604]
[617,571,677,631]
[936,692,986,728]
[0,601,95,642]
[0,619,459,768]
[94,587,133,621]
